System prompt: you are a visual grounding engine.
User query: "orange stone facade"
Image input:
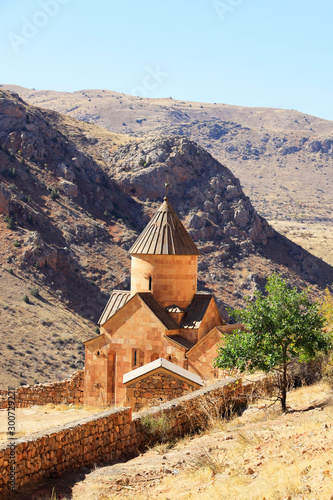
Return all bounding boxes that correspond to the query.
[84,198,240,406]
[130,255,198,308]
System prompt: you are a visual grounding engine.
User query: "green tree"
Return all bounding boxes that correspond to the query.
[320,287,333,387]
[321,287,333,331]
[214,274,332,411]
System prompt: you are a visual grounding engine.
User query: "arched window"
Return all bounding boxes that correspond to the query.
[148,276,152,291]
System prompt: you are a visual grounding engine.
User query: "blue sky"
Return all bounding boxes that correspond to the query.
[1,0,333,120]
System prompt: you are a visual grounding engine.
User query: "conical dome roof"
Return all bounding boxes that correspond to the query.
[129,197,200,255]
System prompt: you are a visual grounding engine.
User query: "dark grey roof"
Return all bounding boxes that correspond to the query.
[98,290,131,325]
[129,197,200,255]
[180,294,213,329]
[138,293,178,330]
[164,334,195,351]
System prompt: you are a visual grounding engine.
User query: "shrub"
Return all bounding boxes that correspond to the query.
[140,412,172,444]
[13,241,21,248]
[49,188,59,200]
[48,188,60,200]
[4,215,15,230]
[9,183,17,191]
[1,168,17,178]
[23,295,30,303]
[7,268,13,275]
[30,287,40,298]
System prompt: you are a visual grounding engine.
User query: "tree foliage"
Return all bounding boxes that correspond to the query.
[321,287,333,387]
[214,273,332,410]
[321,287,333,331]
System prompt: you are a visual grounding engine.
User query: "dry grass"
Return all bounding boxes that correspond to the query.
[0,269,94,388]
[71,381,333,500]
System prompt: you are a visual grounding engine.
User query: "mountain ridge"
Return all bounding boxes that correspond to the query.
[0,88,332,388]
[3,84,332,230]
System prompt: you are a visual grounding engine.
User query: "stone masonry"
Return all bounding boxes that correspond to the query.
[0,371,84,409]
[0,376,251,496]
[125,369,202,410]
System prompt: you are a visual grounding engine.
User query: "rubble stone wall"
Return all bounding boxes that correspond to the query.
[125,368,202,410]
[0,371,84,409]
[0,407,133,494]
[0,376,270,497]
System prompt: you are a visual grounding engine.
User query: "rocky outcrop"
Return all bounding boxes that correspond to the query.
[109,136,274,252]
[0,88,332,323]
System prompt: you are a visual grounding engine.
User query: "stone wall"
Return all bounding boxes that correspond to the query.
[0,371,84,409]
[125,369,202,410]
[0,407,133,494]
[0,376,270,497]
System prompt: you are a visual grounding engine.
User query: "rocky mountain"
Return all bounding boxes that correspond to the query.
[0,88,332,387]
[3,85,332,228]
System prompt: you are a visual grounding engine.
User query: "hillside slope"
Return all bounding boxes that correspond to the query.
[0,89,332,388]
[3,84,332,229]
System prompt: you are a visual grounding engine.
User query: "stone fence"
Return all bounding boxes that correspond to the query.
[0,371,84,409]
[0,376,269,496]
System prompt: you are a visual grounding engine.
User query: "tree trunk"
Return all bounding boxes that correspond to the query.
[281,362,287,411]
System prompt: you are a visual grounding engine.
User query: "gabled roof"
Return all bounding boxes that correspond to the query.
[129,196,200,255]
[123,357,203,386]
[164,334,195,351]
[99,291,178,330]
[138,293,178,330]
[186,323,244,357]
[98,290,131,325]
[84,333,106,346]
[180,293,213,329]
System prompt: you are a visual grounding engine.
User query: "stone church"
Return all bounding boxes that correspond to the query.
[84,197,241,406]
